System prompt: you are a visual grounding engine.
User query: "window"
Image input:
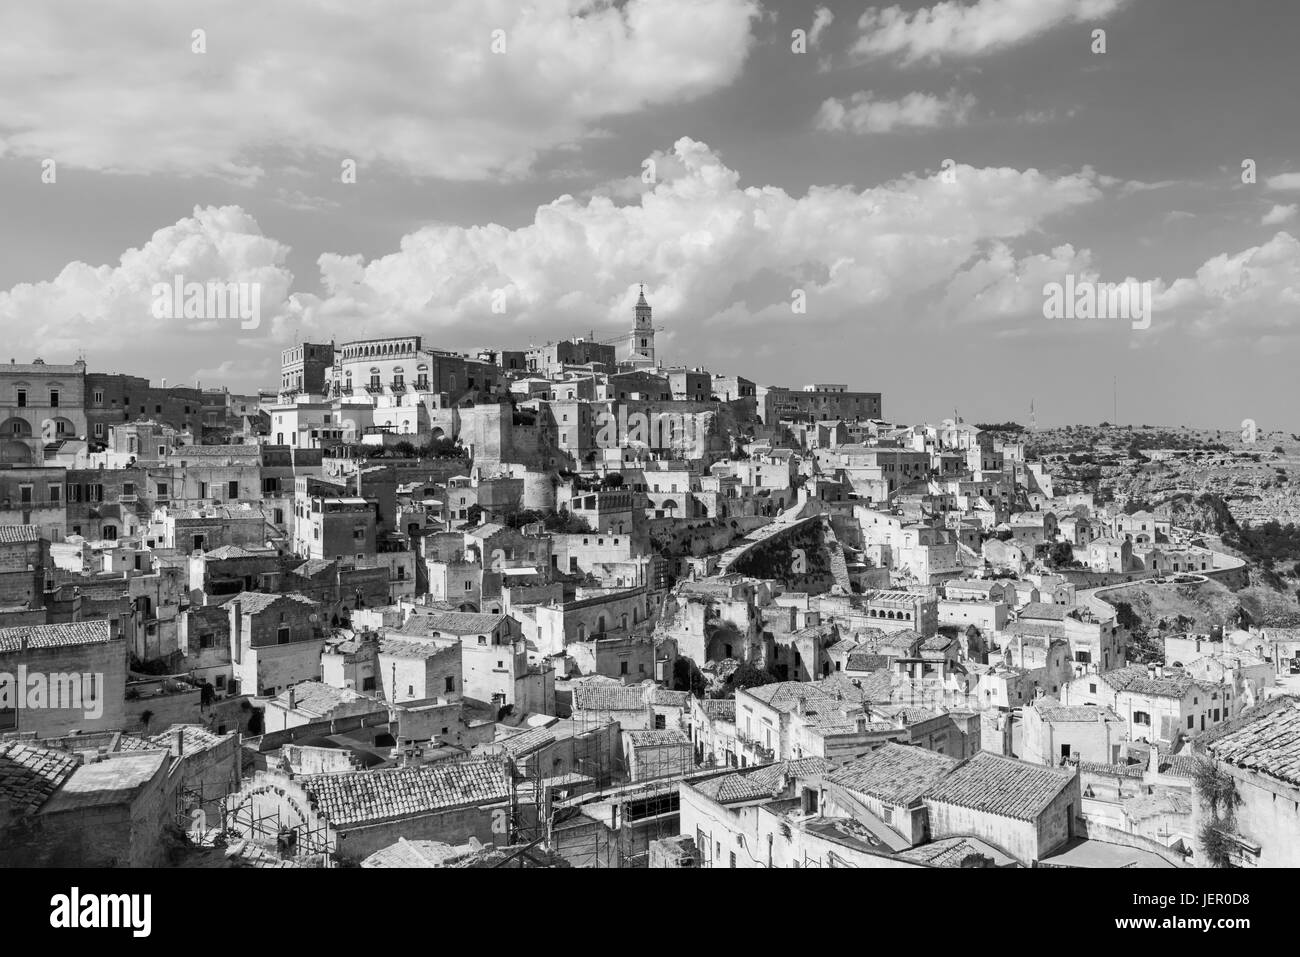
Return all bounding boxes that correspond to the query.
[620,661,628,675]
[49,390,59,407]
[1188,715,1194,729]
[445,676,455,693]
[199,633,215,649]
[15,389,26,407]
[1133,711,1151,726]
[277,624,291,644]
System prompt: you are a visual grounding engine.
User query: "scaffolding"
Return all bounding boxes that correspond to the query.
[535,701,697,867]
[174,777,337,867]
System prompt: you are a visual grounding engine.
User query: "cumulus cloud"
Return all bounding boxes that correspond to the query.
[1262,204,1298,226]
[28,139,1297,388]
[0,0,758,182]
[279,138,1104,349]
[853,0,1128,64]
[1155,231,1300,338]
[0,206,293,371]
[816,90,977,133]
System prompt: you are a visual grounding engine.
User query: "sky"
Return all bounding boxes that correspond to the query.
[1,0,1298,429]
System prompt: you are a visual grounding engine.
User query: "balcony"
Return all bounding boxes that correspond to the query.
[736,730,775,762]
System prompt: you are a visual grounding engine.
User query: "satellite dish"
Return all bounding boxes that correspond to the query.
[309,613,319,623]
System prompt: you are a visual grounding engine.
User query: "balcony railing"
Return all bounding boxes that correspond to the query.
[736,730,775,762]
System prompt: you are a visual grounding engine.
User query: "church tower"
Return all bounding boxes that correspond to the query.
[625,284,656,366]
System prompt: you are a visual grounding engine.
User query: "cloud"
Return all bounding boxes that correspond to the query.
[1,140,1152,388]
[853,0,1128,64]
[0,206,293,368]
[809,6,835,47]
[1155,231,1300,338]
[282,138,1103,345]
[0,0,758,182]
[816,90,977,133]
[1262,204,1298,226]
[1266,173,1300,192]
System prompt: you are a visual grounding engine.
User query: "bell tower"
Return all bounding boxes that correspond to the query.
[628,284,656,365]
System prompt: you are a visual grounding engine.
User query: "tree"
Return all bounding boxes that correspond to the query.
[1047,541,1076,567]
[722,662,779,698]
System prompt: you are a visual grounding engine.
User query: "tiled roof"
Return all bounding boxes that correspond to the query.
[271,681,380,715]
[0,620,113,653]
[0,525,40,544]
[924,753,1075,821]
[573,682,645,712]
[1037,704,1123,724]
[627,729,690,748]
[292,559,336,579]
[1077,761,1145,780]
[693,772,779,804]
[817,671,893,703]
[0,741,79,816]
[223,591,318,615]
[741,682,837,713]
[405,611,507,635]
[1100,665,1195,699]
[1157,754,1202,779]
[205,545,259,560]
[699,698,736,722]
[496,726,556,758]
[379,637,453,659]
[300,759,510,826]
[146,725,227,757]
[651,689,691,708]
[828,743,959,806]
[748,757,833,789]
[847,652,889,672]
[361,837,483,868]
[921,635,955,652]
[692,758,831,805]
[1207,699,1300,787]
[877,630,922,651]
[897,836,1010,868]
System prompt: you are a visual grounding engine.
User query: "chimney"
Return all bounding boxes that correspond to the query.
[170,727,185,758]
[289,685,297,710]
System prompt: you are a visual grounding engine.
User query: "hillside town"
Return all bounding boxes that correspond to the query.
[1,289,1297,870]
